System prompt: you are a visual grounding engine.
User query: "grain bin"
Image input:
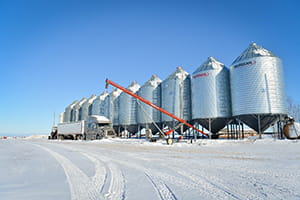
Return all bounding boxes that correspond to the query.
[137,75,162,133]
[230,43,287,132]
[91,91,109,116]
[71,98,87,122]
[119,81,140,134]
[161,67,191,131]
[64,100,78,122]
[191,57,232,134]
[106,88,122,134]
[81,95,97,120]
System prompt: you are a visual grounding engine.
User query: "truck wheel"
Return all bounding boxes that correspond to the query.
[77,135,83,140]
[166,138,173,145]
[96,135,102,140]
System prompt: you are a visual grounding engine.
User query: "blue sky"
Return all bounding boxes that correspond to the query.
[1,0,300,135]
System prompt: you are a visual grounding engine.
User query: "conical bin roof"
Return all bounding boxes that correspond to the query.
[99,91,109,100]
[127,81,140,93]
[166,66,189,80]
[193,57,225,73]
[143,75,162,87]
[232,43,277,64]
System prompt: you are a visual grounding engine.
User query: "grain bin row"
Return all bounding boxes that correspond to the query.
[61,43,287,135]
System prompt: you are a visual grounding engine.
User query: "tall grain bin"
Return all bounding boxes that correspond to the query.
[71,98,87,122]
[137,75,162,133]
[191,57,232,134]
[64,100,78,122]
[161,67,191,130]
[106,88,122,133]
[81,95,97,120]
[230,43,287,133]
[91,91,109,116]
[119,81,140,134]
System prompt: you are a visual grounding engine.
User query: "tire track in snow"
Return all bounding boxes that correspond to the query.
[80,152,107,195]
[95,156,182,200]
[78,152,125,200]
[136,154,246,199]
[111,154,227,199]
[145,172,177,200]
[42,141,190,199]
[157,161,248,200]
[202,164,300,199]
[146,160,246,200]
[175,169,243,200]
[56,143,243,200]
[105,150,237,199]
[103,157,178,200]
[50,144,126,200]
[47,142,249,200]
[235,172,300,199]
[105,163,125,200]
[34,144,106,200]
[168,162,297,200]
[54,144,170,200]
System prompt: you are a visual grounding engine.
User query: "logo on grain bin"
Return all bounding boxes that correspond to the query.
[233,60,256,68]
[193,72,209,79]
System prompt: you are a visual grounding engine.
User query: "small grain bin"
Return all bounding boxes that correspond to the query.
[119,81,140,134]
[106,88,122,134]
[91,91,109,116]
[137,75,162,133]
[64,100,78,122]
[81,95,97,121]
[161,67,191,132]
[71,98,87,122]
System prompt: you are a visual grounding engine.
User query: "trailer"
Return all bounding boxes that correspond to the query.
[50,115,115,140]
[57,121,85,140]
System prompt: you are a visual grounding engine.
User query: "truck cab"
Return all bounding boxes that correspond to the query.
[85,115,115,140]
[49,126,58,139]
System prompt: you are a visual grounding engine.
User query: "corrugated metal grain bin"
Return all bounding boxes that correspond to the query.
[105,88,122,133]
[137,75,162,133]
[119,81,140,133]
[230,43,287,132]
[64,100,78,122]
[191,57,232,133]
[91,91,109,116]
[81,95,97,121]
[161,67,191,128]
[71,98,87,122]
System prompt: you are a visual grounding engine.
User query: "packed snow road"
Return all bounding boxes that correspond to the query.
[1,137,300,200]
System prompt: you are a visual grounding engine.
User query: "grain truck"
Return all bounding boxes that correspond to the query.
[50,115,115,140]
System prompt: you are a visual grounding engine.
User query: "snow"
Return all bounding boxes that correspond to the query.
[24,135,49,139]
[1,137,300,200]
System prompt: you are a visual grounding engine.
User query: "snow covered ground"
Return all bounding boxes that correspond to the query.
[0,137,300,200]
